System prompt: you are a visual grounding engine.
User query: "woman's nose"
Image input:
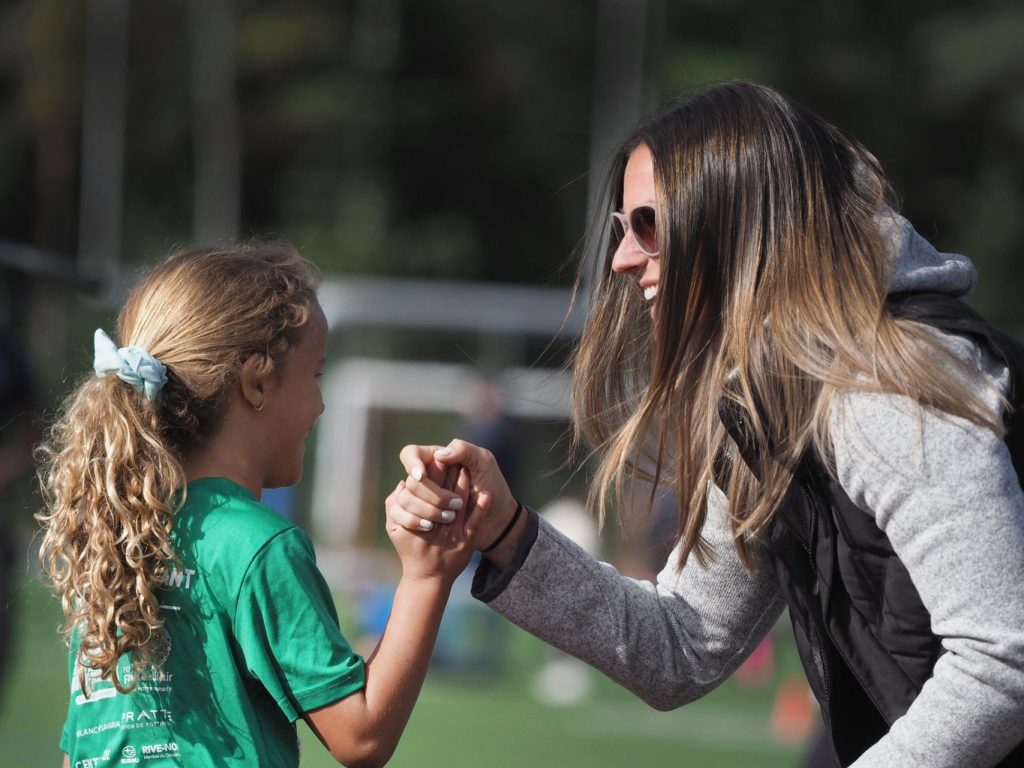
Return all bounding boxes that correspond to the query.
[611,240,648,274]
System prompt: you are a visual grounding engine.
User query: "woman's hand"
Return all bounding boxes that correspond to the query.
[394,440,524,564]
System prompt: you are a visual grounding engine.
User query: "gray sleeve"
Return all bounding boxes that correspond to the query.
[835,335,1024,767]
[472,489,785,710]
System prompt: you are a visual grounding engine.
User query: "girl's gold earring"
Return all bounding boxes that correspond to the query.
[254,402,264,412]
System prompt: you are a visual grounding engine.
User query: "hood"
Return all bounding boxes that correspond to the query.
[883,212,976,298]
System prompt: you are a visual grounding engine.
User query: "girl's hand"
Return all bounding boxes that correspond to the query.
[384,468,478,584]
[396,440,519,554]
[388,448,466,533]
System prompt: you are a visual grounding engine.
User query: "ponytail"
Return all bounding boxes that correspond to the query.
[37,374,183,694]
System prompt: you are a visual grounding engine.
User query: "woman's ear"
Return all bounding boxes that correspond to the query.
[239,354,268,412]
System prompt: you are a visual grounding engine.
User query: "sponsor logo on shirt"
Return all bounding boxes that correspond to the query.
[159,567,196,590]
[74,749,110,767]
[120,708,174,729]
[74,687,118,707]
[119,746,139,765]
[76,720,121,738]
[140,742,181,760]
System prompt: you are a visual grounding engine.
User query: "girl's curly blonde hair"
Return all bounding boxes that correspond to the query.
[36,244,320,693]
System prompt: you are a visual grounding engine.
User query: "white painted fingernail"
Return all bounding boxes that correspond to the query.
[446,497,463,511]
[411,466,423,482]
[441,510,455,523]
[419,519,434,531]
[436,447,453,457]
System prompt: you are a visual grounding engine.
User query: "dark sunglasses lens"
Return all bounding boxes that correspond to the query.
[631,207,657,253]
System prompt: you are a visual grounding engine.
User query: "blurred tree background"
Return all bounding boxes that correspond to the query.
[0,0,598,288]
[1,0,1020,304]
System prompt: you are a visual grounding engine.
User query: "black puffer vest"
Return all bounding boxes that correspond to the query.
[720,293,1024,767]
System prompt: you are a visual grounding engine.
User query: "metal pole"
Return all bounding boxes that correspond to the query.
[189,0,241,245]
[586,0,648,297]
[77,0,129,294]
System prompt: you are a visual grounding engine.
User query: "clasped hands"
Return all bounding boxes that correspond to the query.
[386,440,524,569]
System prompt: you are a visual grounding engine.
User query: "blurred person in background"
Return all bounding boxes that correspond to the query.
[431,373,517,676]
[390,82,1024,767]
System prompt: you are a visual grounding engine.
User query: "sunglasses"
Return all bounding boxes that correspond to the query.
[609,205,659,256]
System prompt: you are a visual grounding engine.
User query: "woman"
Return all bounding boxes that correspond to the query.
[390,82,1024,766]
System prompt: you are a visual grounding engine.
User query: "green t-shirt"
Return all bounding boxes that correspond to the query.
[60,477,366,766]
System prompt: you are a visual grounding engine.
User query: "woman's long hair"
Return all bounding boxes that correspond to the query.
[36,245,320,692]
[572,82,1003,569]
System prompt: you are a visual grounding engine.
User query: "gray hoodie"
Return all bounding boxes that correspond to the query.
[473,215,1024,767]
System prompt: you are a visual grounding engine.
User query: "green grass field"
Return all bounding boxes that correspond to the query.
[0,570,806,768]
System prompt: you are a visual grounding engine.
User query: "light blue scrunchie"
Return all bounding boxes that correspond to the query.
[93,329,168,402]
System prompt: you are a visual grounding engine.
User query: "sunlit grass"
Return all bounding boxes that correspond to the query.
[2,571,805,768]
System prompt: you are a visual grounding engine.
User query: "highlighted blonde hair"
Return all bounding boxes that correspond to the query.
[37,244,320,692]
[572,82,1003,569]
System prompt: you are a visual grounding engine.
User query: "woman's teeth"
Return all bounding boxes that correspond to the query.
[643,285,658,301]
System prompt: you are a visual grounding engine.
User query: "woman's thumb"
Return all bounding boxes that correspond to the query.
[433,440,488,472]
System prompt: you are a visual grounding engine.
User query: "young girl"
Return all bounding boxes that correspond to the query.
[37,246,475,767]
[390,82,1024,767]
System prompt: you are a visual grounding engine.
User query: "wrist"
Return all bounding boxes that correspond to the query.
[398,570,457,594]
[482,500,523,553]
[480,503,529,569]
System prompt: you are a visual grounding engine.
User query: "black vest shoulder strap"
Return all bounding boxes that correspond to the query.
[888,291,1024,481]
